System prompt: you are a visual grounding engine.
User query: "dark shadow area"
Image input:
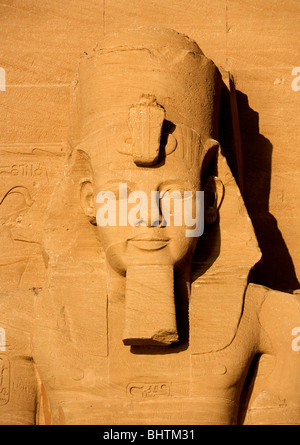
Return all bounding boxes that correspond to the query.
[174,263,191,345]
[130,342,187,355]
[192,218,221,280]
[236,353,261,425]
[218,81,299,293]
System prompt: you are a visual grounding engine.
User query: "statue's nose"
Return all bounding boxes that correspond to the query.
[129,189,163,228]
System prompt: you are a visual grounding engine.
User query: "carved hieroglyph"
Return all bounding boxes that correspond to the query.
[0,27,299,425]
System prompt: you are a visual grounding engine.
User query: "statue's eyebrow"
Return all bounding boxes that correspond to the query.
[97,179,136,190]
[158,179,192,188]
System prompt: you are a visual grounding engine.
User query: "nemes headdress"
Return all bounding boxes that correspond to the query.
[70,27,222,168]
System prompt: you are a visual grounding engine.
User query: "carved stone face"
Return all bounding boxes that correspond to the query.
[90,123,201,275]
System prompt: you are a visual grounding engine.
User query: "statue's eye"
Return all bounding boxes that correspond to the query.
[159,185,184,199]
[159,180,194,198]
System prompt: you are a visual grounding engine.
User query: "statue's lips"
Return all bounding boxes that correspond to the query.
[128,234,170,251]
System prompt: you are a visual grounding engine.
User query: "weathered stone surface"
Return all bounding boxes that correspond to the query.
[0,3,299,426]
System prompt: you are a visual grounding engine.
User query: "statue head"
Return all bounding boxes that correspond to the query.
[76,27,222,277]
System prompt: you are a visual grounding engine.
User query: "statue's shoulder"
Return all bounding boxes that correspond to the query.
[245,282,300,314]
[245,282,300,305]
[245,283,300,354]
[243,284,300,424]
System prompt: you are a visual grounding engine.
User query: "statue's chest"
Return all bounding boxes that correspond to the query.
[33,317,245,425]
[35,340,241,425]
[32,290,249,424]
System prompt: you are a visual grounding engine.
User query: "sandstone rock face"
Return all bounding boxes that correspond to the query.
[0,3,299,426]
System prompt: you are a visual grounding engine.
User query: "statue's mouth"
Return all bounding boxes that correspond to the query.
[128,234,170,251]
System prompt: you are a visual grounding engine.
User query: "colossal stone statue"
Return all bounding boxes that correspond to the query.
[0,27,299,425]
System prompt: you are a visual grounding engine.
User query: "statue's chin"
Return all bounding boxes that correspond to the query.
[102,232,198,276]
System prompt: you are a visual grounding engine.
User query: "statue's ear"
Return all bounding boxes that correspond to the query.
[201,139,224,224]
[204,175,224,224]
[80,180,97,225]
